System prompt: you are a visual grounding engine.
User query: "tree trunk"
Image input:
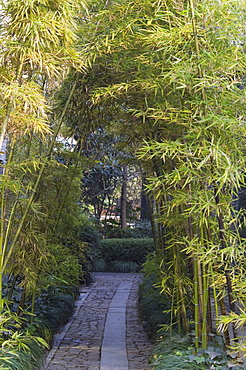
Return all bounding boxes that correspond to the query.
[140,177,151,221]
[120,165,127,229]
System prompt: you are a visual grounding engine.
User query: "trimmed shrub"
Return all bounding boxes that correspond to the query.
[105,221,153,239]
[99,238,154,265]
[106,227,143,239]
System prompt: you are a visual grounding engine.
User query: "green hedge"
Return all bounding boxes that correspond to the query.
[103,220,153,239]
[99,238,154,265]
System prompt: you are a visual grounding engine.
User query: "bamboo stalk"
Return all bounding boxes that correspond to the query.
[31,291,36,323]
[0,101,13,154]
[218,292,230,347]
[207,288,213,335]
[54,146,83,230]
[17,288,26,316]
[0,136,18,312]
[176,242,189,333]
[189,0,206,108]
[193,250,200,350]
[26,132,34,158]
[0,182,4,313]
[7,275,17,301]
[170,282,175,337]
[213,188,237,342]
[202,264,209,349]
[198,260,204,321]
[211,267,219,320]
[199,222,207,349]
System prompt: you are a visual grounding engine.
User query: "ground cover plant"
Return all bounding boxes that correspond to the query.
[0,309,49,370]
[32,290,76,342]
[150,335,245,370]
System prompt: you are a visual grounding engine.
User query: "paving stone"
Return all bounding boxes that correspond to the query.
[44,273,153,370]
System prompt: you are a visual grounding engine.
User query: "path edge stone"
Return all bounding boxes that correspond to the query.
[42,283,97,370]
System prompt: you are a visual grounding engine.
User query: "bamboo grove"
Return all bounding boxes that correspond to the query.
[0,0,86,317]
[1,0,246,356]
[70,0,246,351]
[138,0,246,350]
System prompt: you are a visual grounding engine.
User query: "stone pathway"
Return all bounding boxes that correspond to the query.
[44,272,153,370]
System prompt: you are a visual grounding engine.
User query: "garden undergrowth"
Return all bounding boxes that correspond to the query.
[150,334,245,370]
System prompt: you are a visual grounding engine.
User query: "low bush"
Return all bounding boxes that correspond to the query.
[106,227,143,239]
[33,289,76,342]
[99,238,154,265]
[1,242,80,367]
[66,240,94,285]
[76,218,102,283]
[93,259,140,273]
[0,290,76,369]
[30,244,80,344]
